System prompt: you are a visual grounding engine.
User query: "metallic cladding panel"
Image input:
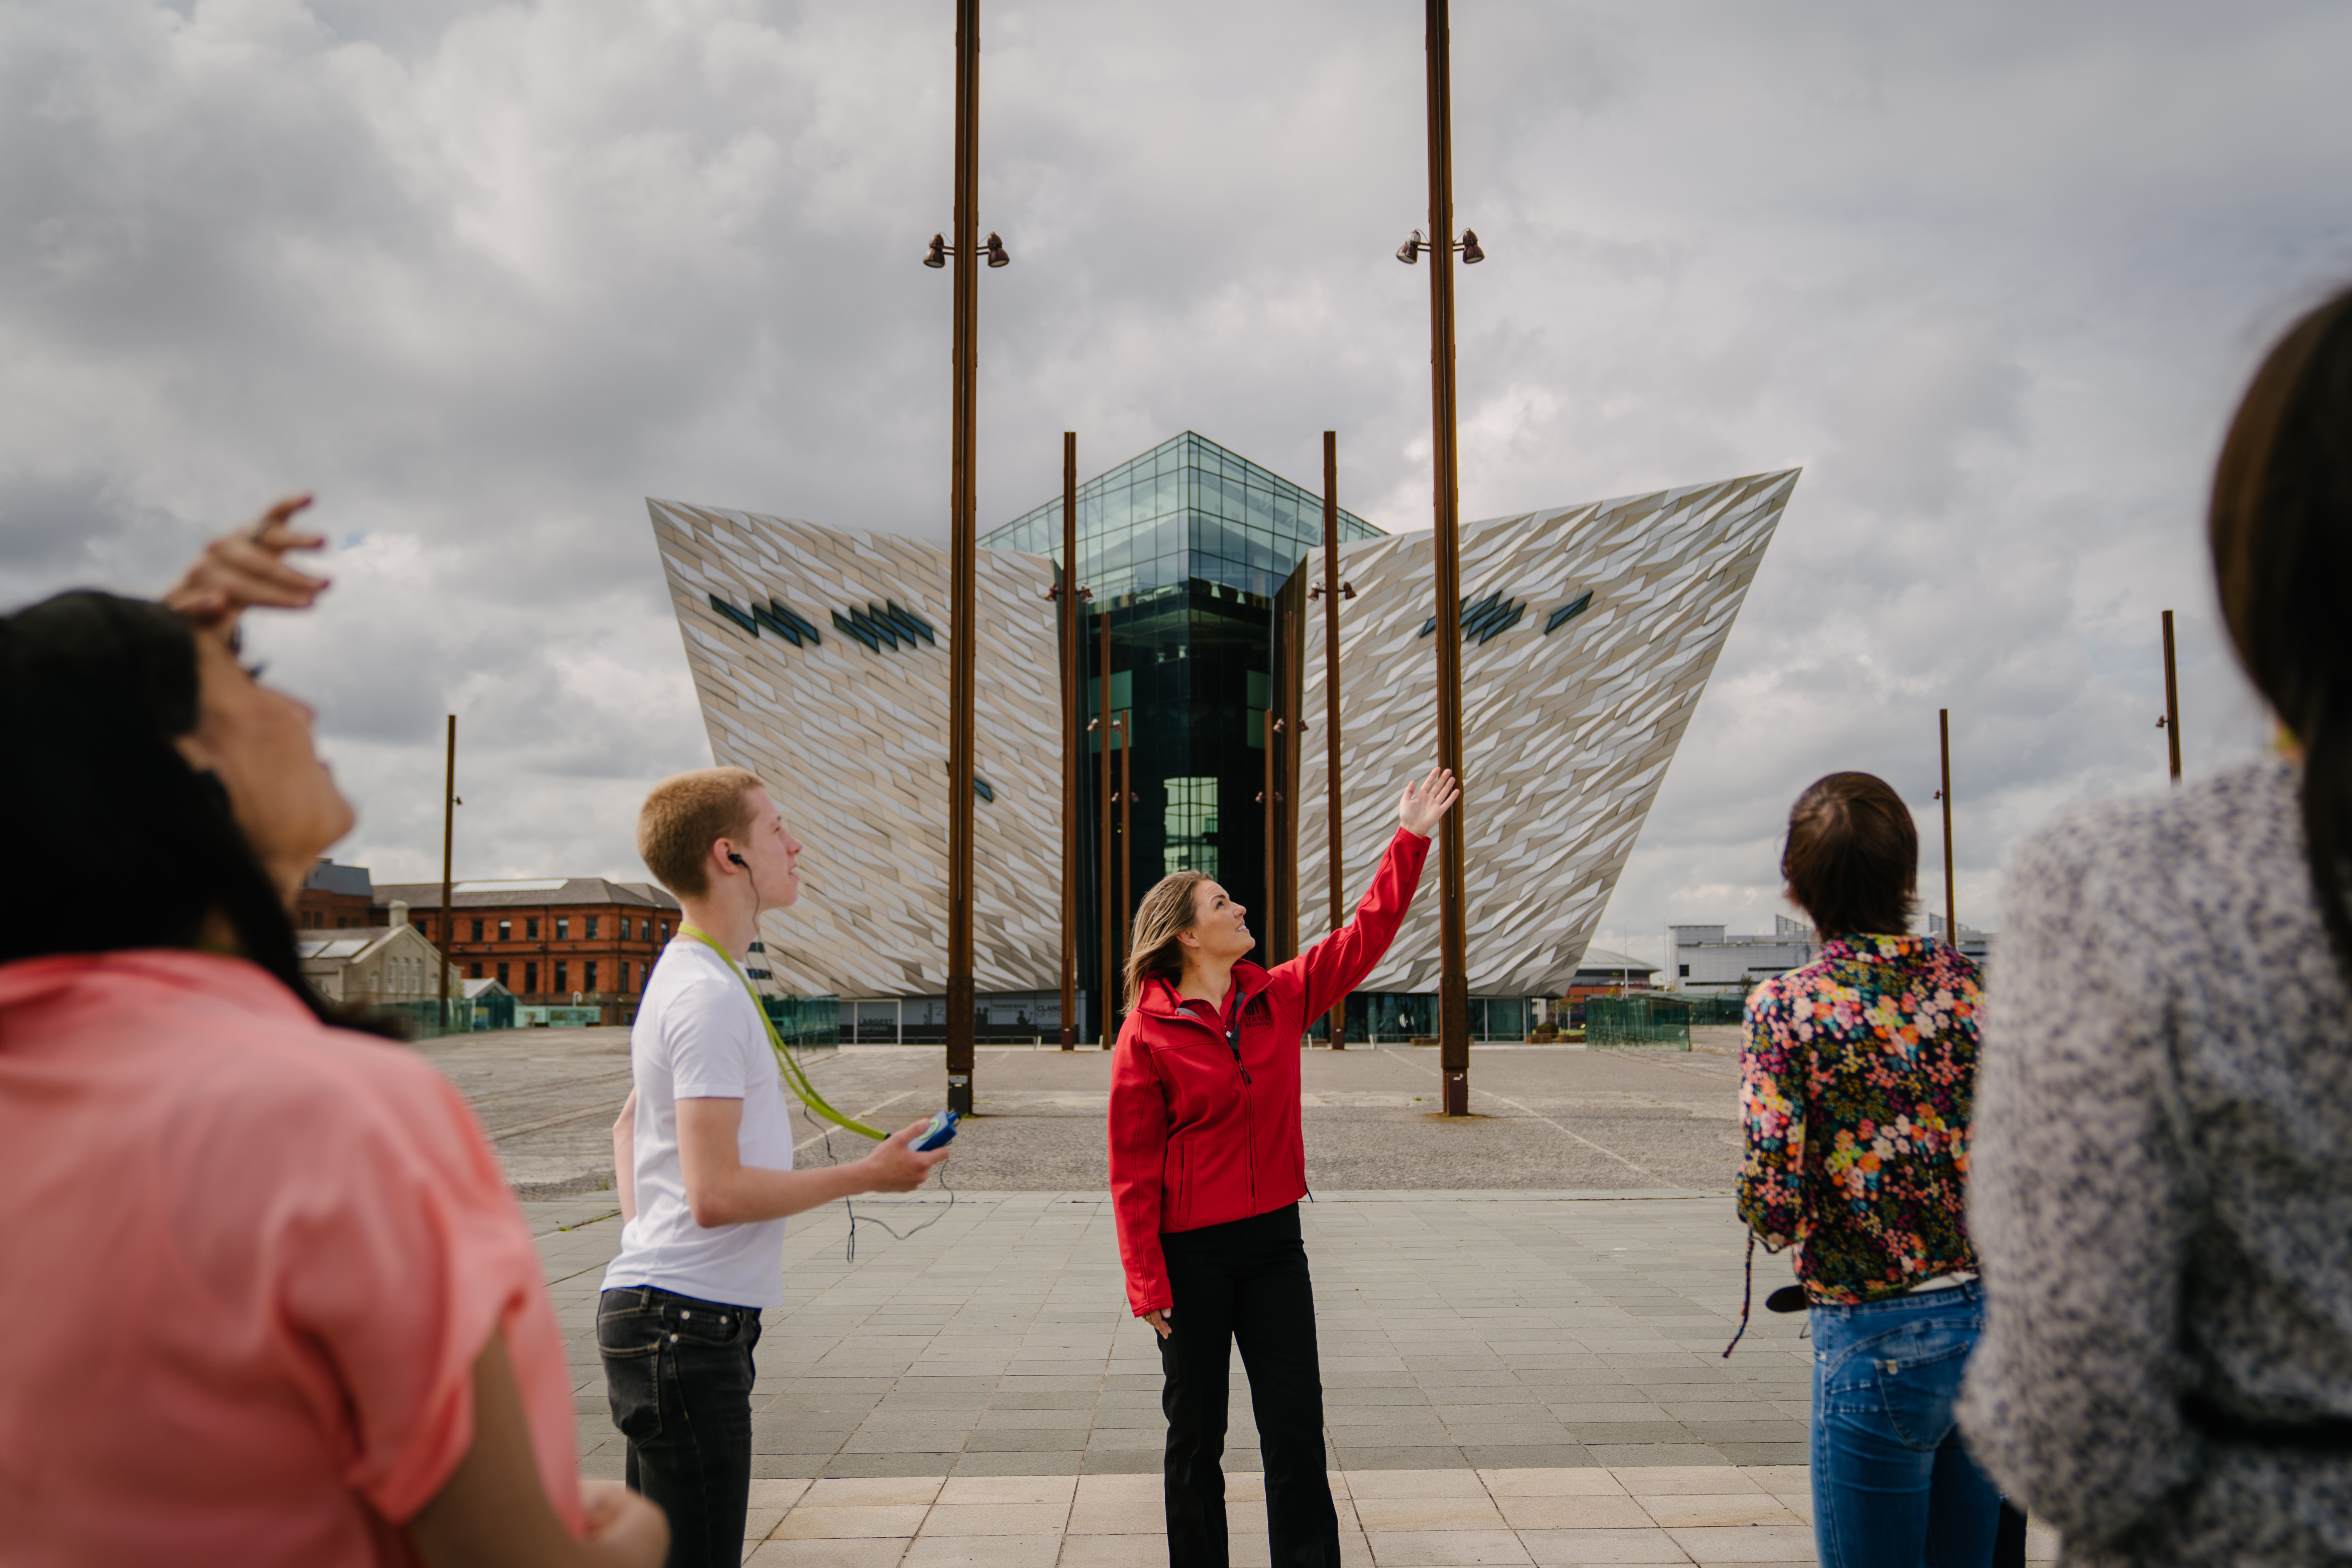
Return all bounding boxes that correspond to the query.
[650,466,1793,1002]
[647,499,1062,998]
[1293,469,1799,997]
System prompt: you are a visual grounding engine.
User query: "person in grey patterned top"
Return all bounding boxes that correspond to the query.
[1960,284,2352,1565]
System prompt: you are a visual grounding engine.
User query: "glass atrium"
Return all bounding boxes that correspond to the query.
[983,431,1384,602]
[982,432,1383,1013]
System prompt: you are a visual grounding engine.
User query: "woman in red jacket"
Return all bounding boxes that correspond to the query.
[1109,764,1458,1568]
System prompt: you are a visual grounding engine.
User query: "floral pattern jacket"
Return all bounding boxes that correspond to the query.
[1737,933,1984,1304]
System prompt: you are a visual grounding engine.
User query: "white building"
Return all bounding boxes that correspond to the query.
[1665,916,1818,994]
[299,900,462,1007]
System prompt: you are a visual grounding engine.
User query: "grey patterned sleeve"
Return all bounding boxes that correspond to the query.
[1958,805,2204,1543]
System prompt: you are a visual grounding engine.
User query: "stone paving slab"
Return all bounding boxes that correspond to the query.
[730,1466,2056,1567]
[530,1192,2060,1563]
[532,1191,1813,1482]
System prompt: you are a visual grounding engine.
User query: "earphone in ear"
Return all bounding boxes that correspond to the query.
[727,851,748,866]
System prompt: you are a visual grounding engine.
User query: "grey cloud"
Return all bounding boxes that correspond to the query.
[0,0,2335,947]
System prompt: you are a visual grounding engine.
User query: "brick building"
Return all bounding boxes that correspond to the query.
[372,878,683,1026]
[296,857,375,930]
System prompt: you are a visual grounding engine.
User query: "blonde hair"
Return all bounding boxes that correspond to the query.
[637,766,763,899]
[1124,870,1213,1011]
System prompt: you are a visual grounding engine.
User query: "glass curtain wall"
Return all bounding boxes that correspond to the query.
[984,433,1381,1025]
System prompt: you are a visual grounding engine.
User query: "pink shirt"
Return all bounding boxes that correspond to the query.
[0,950,585,1566]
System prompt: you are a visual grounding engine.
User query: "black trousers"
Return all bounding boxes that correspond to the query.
[598,1284,762,1568]
[1159,1204,1339,1568]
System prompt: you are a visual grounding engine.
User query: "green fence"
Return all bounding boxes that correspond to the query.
[362,998,515,1038]
[1584,995,1695,1050]
[764,995,841,1050]
[1679,993,1749,1027]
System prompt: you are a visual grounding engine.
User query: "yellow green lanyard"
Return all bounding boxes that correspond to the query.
[677,926,884,1140]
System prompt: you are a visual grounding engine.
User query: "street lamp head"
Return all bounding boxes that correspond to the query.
[1396,229,1425,265]
[923,234,948,268]
[983,232,1011,268]
[1459,229,1485,264]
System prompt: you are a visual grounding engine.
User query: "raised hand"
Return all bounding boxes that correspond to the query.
[162,494,328,639]
[1397,764,1461,838]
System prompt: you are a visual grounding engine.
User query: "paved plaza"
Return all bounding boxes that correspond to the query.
[460,1033,2055,1565]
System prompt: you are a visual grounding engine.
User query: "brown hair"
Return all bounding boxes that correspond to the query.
[1781,772,1918,938]
[2211,285,2352,963]
[1123,870,1213,1011]
[637,766,762,899]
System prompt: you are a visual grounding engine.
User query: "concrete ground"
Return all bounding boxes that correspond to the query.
[457,1028,2055,1565]
[424,1027,1752,1200]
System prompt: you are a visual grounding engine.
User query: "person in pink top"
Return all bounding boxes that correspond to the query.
[0,499,666,1568]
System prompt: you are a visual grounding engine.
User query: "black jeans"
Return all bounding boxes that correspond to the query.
[599,1285,762,1568]
[1159,1204,1339,1568]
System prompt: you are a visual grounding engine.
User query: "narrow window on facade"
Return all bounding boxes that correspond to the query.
[499,919,511,941]
[555,961,569,993]
[1163,776,1220,878]
[527,917,540,940]
[470,963,482,979]
[497,961,509,986]
[585,916,598,940]
[471,919,484,941]
[617,962,629,994]
[523,961,538,993]
[556,917,569,940]
[584,961,598,992]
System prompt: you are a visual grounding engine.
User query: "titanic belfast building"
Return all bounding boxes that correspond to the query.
[647,431,1796,1043]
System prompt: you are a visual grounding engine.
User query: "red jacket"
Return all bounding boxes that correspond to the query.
[1107,827,1430,1315]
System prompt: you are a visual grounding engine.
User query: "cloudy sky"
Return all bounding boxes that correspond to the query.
[6,0,2348,970]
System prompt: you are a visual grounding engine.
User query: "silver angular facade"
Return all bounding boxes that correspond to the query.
[646,499,1063,1001]
[649,462,1795,1011]
[1296,471,1798,996]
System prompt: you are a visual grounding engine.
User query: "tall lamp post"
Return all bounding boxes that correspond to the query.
[2159,609,2183,784]
[1094,601,1118,1044]
[1397,0,1484,1115]
[1307,432,1355,1047]
[438,714,458,1031]
[1937,709,1956,946]
[1053,435,1086,1048]
[923,0,1010,1118]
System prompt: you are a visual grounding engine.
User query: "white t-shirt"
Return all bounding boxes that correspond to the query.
[601,939,795,1308]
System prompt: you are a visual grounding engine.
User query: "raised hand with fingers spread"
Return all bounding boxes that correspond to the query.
[1398,764,1461,838]
[163,493,329,637]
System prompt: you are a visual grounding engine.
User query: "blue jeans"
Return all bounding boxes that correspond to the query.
[1810,1283,2001,1568]
[599,1285,762,1568]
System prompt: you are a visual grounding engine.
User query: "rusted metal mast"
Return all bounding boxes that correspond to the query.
[943,0,981,1116]
[440,719,456,1034]
[1060,434,1078,1049]
[1098,597,1116,1044]
[1939,708,1957,947]
[1424,0,1470,1114]
[1321,432,1345,1047]
[2161,610,2183,784]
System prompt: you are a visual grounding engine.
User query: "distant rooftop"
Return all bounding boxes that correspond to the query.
[1575,947,1658,977]
[372,878,681,911]
[304,857,372,898]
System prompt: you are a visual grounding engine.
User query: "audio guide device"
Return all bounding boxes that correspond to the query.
[913,1108,961,1152]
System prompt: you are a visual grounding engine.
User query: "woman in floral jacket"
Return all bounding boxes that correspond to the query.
[1737,772,1997,1568]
